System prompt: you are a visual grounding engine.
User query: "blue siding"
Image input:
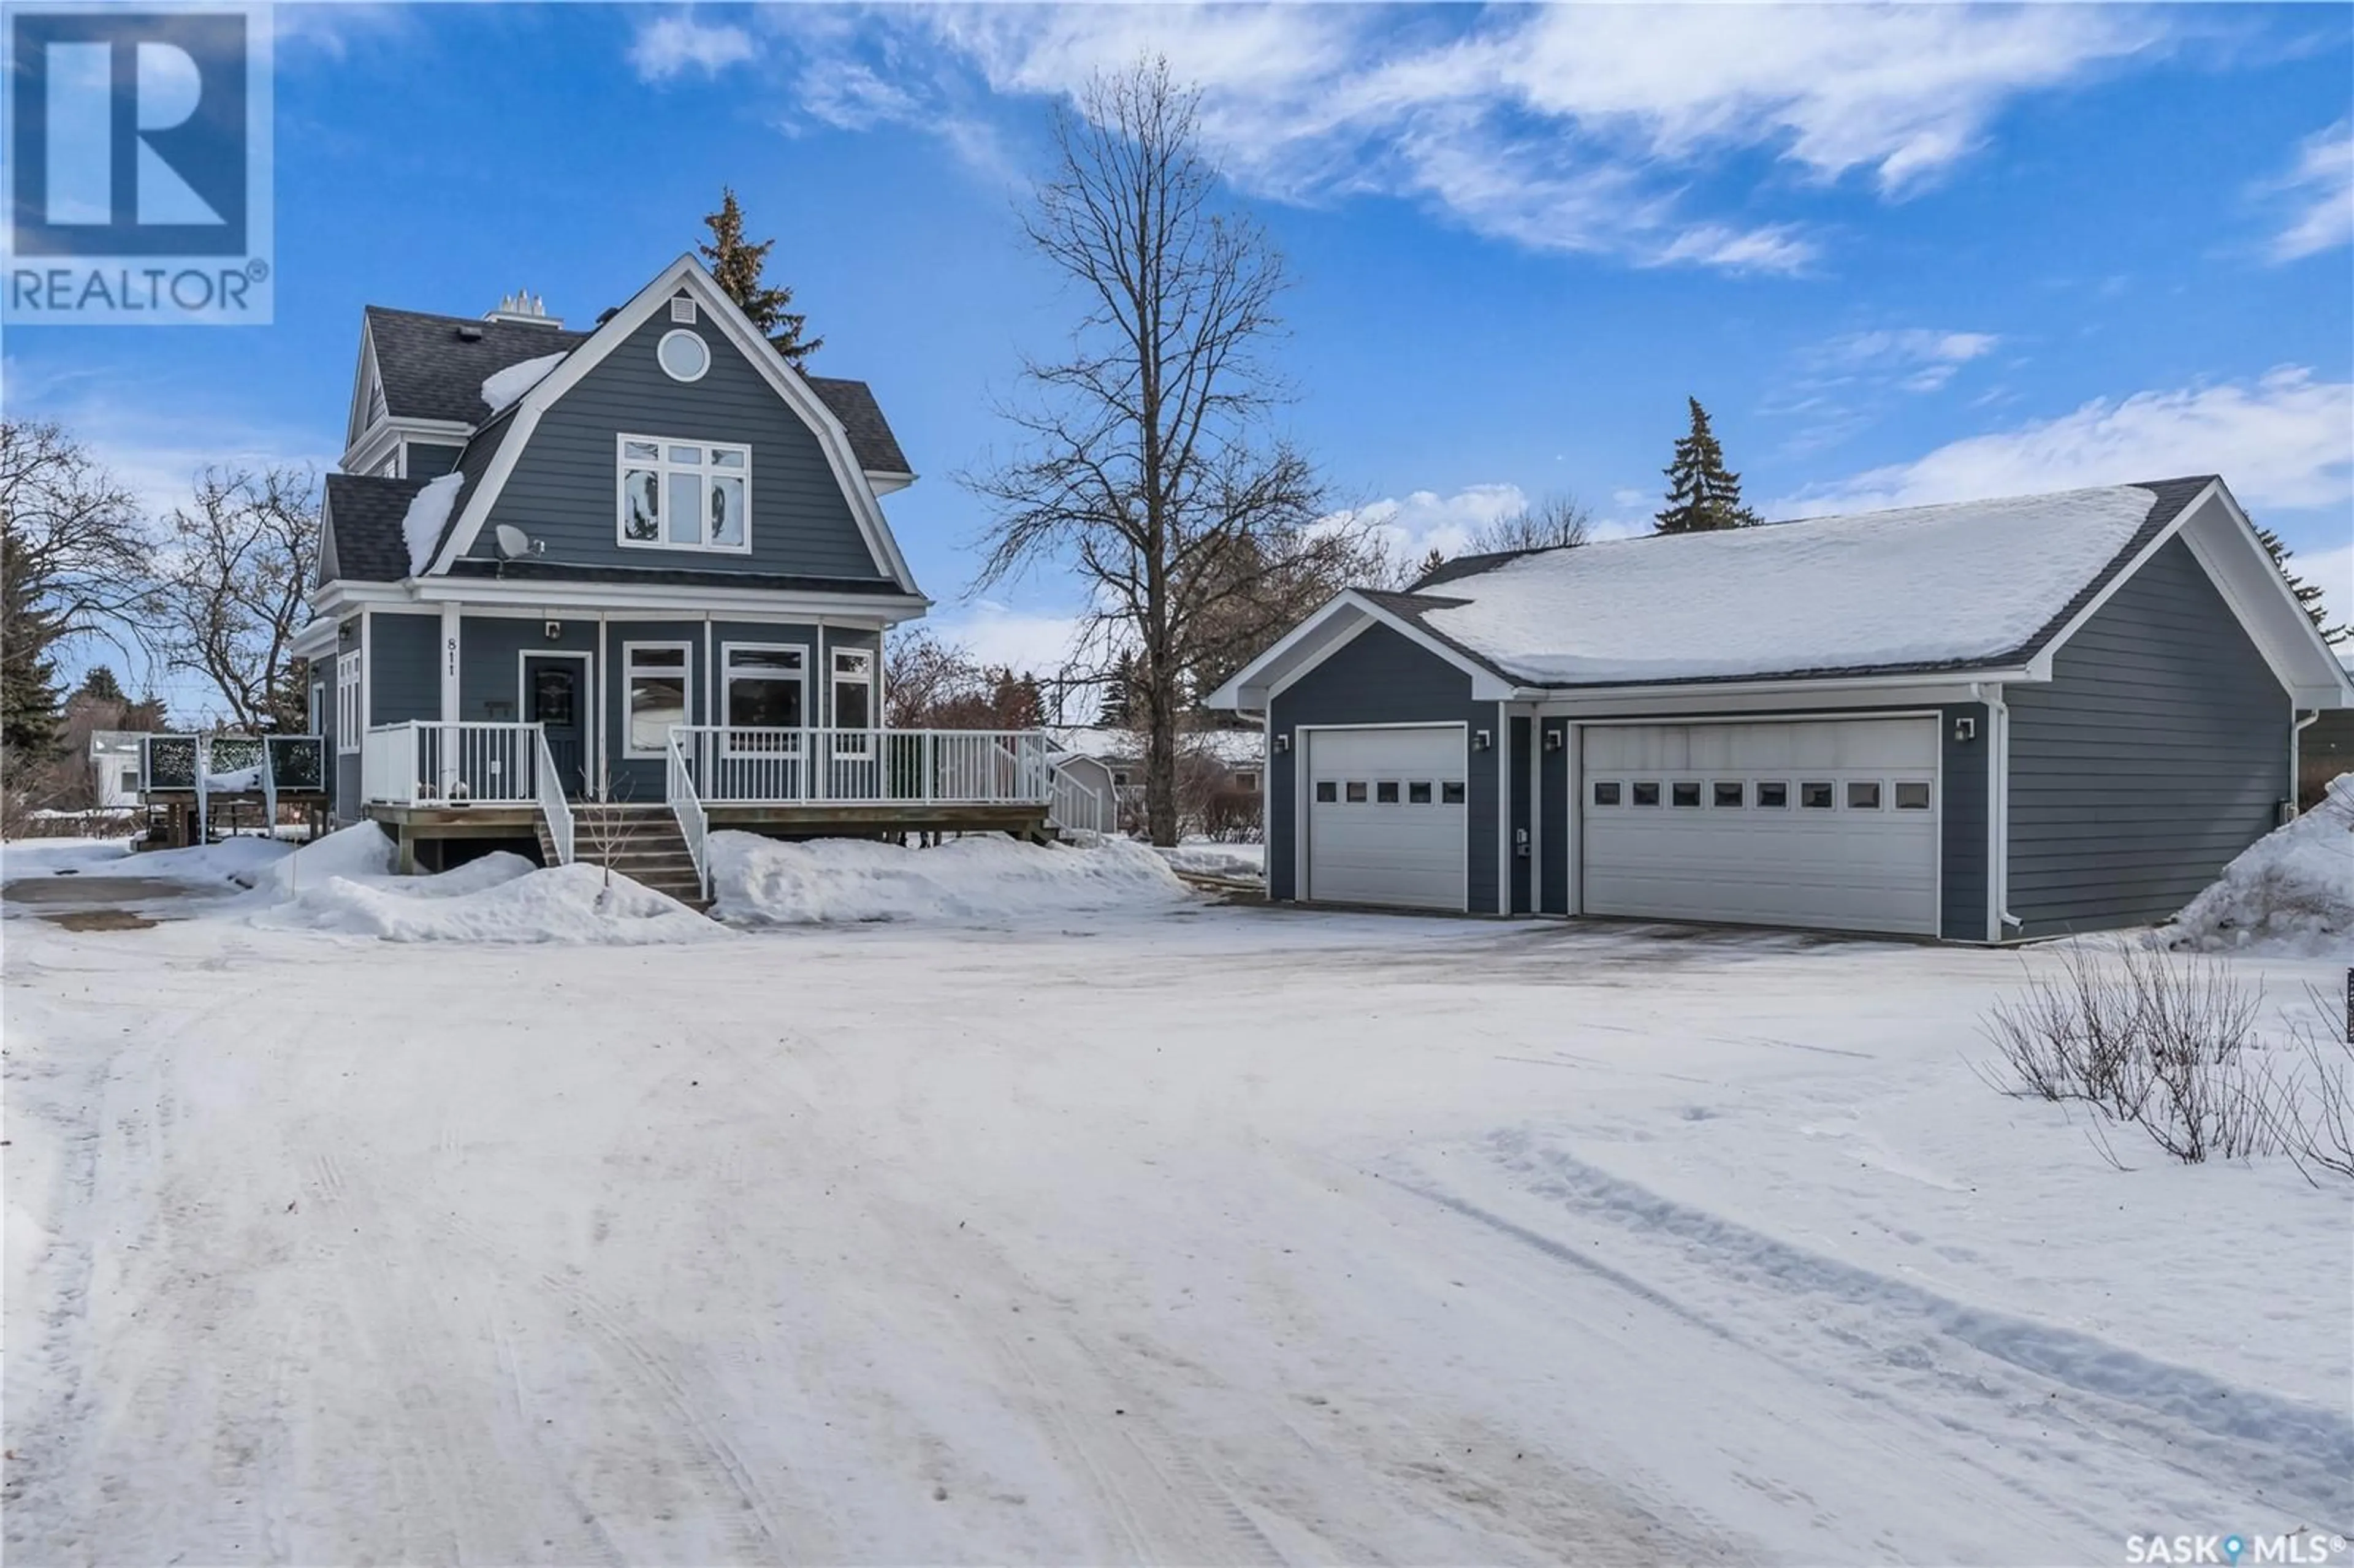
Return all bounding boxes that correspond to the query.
[1267,622,1500,913]
[368,612,438,726]
[1940,704,1992,942]
[467,307,889,582]
[1539,717,1570,915]
[1508,715,1533,914]
[2005,538,2288,938]
[407,441,463,479]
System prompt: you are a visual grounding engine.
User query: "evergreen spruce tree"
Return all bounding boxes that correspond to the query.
[2253,525,2348,645]
[699,188,822,368]
[75,664,126,704]
[1654,397,1760,534]
[1099,652,1137,726]
[1,534,64,766]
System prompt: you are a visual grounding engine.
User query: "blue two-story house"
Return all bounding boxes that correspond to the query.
[288,254,1100,900]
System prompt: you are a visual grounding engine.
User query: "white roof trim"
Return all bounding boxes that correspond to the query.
[1207,590,1518,709]
[424,254,918,593]
[2028,479,2354,707]
[307,573,928,624]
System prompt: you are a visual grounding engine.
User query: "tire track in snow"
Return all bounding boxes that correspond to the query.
[1401,1130,2354,1527]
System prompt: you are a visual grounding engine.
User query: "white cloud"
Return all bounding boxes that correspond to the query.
[1812,328,2003,393]
[771,4,2164,272]
[1777,367,2354,517]
[2261,120,2353,262]
[628,13,756,83]
[1324,483,1529,567]
[2291,541,2352,636]
[924,600,1089,677]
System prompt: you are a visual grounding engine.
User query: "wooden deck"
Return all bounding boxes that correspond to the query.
[362,799,1054,872]
[137,789,332,851]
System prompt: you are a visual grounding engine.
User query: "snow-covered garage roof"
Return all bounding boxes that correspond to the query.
[1211,476,2354,708]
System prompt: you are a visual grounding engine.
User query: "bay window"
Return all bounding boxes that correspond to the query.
[724,645,805,730]
[617,434,750,553]
[831,649,874,732]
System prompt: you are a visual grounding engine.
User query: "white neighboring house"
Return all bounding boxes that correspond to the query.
[91,731,144,810]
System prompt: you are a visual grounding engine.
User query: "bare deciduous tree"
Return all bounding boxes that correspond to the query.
[1468,492,1594,555]
[147,466,319,733]
[965,58,1360,846]
[0,419,151,665]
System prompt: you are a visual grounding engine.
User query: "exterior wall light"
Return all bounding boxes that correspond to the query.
[1472,729,1493,751]
[1273,733,1290,753]
[1543,727,1565,752]
[1952,716,1977,743]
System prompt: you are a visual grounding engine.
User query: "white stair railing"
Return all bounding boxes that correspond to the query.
[1048,770,1110,835]
[192,735,210,846]
[533,724,574,867]
[665,729,710,900]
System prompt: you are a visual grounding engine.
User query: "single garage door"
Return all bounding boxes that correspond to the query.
[1305,725,1468,910]
[1580,718,1940,935]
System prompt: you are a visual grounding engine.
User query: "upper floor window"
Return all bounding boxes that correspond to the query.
[617,435,749,554]
[657,329,710,382]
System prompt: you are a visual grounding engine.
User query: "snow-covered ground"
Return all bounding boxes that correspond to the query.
[5,849,2348,1564]
[1152,838,1265,881]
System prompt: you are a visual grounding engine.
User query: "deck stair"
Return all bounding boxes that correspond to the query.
[535,803,709,912]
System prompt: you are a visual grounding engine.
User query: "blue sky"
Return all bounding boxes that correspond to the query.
[7,1,2350,707]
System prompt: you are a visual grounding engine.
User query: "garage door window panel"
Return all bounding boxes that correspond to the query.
[1593,781,1621,806]
[1848,781,1883,810]
[1713,782,1744,808]
[1758,782,1788,808]
[1671,782,1701,807]
[1442,781,1465,804]
[1409,782,1432,804]
[1801,782,1835,809]
[1632,782,1660,806]
[1345,782,1367,802]
[1376,781,1400,804]
[1895,781,1932,810]
[1315,780,1337,803]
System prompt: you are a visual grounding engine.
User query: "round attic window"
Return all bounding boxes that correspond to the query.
[657,328,710,382]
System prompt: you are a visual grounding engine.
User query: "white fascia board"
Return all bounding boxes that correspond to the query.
[2174,484,2354,708]
[1209,590,1514,709]
[1526,671,2025,717]
[427,255,920,595]
[407,576,931,622]
[866,470,917,496]
[289,615,340,660]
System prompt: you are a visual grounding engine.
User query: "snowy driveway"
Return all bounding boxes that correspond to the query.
[6,893,2348,1565]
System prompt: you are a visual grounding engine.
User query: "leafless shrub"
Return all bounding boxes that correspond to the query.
[1981,938,2287,1165]
[2275,985,2354,1184]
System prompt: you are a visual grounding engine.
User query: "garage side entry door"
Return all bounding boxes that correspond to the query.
[1304,726,1468,910]
[1580,718,1940,936]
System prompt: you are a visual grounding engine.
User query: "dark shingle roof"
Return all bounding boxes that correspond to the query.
[1352,478,2219,690]
[366,306,913,474]
[321,473,429,584]
[365,307,587,425]
[806,376,912,475]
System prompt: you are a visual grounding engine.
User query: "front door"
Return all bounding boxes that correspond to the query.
[525,657,588,799]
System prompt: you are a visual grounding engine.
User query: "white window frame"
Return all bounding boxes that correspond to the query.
[720,642,807,753]
[615,433,752,555]
[830,647,875,733]
[656,329,711,384]
[335,650,362,754]
[622,641,694,759]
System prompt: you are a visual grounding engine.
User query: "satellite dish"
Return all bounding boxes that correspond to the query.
[495,525,532,560]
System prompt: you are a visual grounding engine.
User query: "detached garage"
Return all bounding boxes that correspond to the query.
[1211,477,2354,941]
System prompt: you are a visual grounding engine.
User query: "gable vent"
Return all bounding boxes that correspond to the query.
[669,297,698,324]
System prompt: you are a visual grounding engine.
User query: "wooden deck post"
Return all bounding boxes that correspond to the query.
[395,824,418,875]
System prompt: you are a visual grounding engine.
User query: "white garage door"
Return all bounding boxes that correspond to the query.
[1580,718,1940,936]
[1305,726,1468,910]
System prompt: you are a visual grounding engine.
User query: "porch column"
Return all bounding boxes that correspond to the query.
[438,603,462,799]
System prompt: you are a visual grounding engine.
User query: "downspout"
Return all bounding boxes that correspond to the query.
[2292,709,2318,820]
[1990,687,2020,935]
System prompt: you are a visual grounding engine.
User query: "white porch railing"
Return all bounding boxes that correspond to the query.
[665,731,710,900]
[667,727,1057,807]
[362,721,541,805]
[534,727,575,866]
[1048,769,1112,835]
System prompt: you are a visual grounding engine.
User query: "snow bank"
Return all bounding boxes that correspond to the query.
[202,766,264,791]
[255,861,725,945]
[261,821,393,891]
[400,471,465,577]
[709,832,1190,926]
[133,834,292,888]
[1156,840,1265,881]
[479,351,566,417]
[2168,777,2353,956]
[1420,485,2158,684]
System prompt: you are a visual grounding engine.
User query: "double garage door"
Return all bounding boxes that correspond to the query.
[1581,718,1940,936]
[1299,717,1940,934]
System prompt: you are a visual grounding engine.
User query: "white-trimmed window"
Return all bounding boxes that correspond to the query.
[623,642,692,756]
[335,650,361,753]
[723,644,806,731]
[831,648,874,731]
[617,434,750,553]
